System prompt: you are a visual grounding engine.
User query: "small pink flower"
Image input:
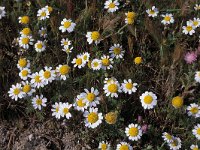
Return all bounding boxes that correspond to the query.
[137,116,142,123]
[184,51,197,64]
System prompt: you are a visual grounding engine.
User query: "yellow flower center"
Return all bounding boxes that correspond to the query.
[93,61,99,67]
[13,88,20,95]
[105,112,117,124]
[127,18,134,24]
[63,108,69,114]
[87,93,95,102]
[172,96,183,108]
[134,57,142,64]
[56,107,59,112]
[21,70,28,77]
[18,58,27,67]
[101,143,107,150]
[165,133,172,140]
[171,139,178,147]
[193,147,199,150]
[59,65,70,75]
[109,3,115,8]
[41,11,46,17]
[36,99,42,105]
[35,75,41,83]
[23,85,31,93]
[190,107,199,114]
[91,31,100,40]
[197,128,200,135]
[21,16,29,24]
[113,47,121,55]
[87,112,98,123]
[48,6,53,13]
[193,21,199,26]
[102,58,110,66]
[119,145,129,150]
[63,41,68,45]
[164,16,171,21]
[186,26,192,32]
[83,55,88,61]
[125,83,133,90]
[129,127,139,137]
[21,28,31,35]
[127,12,136,19]
[144,95,153,104]
[75,58,82,65]
[36,43,43,49]
[108,84,118,93]
[149,10,155,15]
[22,37,29,44]
[77,99,86,107]
[44,71,51,79]
[64,21,71,28]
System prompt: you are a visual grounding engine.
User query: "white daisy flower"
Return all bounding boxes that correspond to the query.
[84,107,103,129]
[71,55,86,68]
[34,40,46,52]
[182,21,195,35]
[103,79,122,98]
[19,68,31,80]
[0,6,6,19]
[19,35,34,49]
[39,66,56,84]
[73,93,89,112]
[104,0,119,13]
[86,31,101,45]
[162,132,173,143]
[20,27,31,36]
[18,16,29,24]
[21,81,35,96]
[140,91,157,109]
[32,95,47,110]
[51,102,62,119]
[161,13,174,25]
[192,124,200,140]
[194,4,200,10]
[8,83,24,101]
[59,102,72,119]
[109,44,124,59]
[82,52,90,63]
[101,55,113,70]
[37,7,50,20]
[125,124,142,141]
[116,142,133,150]
[91,59,102,70]
[146,6,159,17]
[121,79,137,94]
[82,87,100,107]
[62,46,73,54]
[17,58,30,70]
[187,103,200,118]
[192,18,200,28]
[59,18,76,33]
[98,141,111,150]
[169,137,182,150]
[39,27,47,38]
[190,145,199,150]
[30,72,45,88]
[56,64,70,80]
[61,38,71,48]
[195,71,200,83]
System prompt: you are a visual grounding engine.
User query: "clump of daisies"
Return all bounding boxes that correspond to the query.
[162,133,182,150]
[182,18,200,35]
